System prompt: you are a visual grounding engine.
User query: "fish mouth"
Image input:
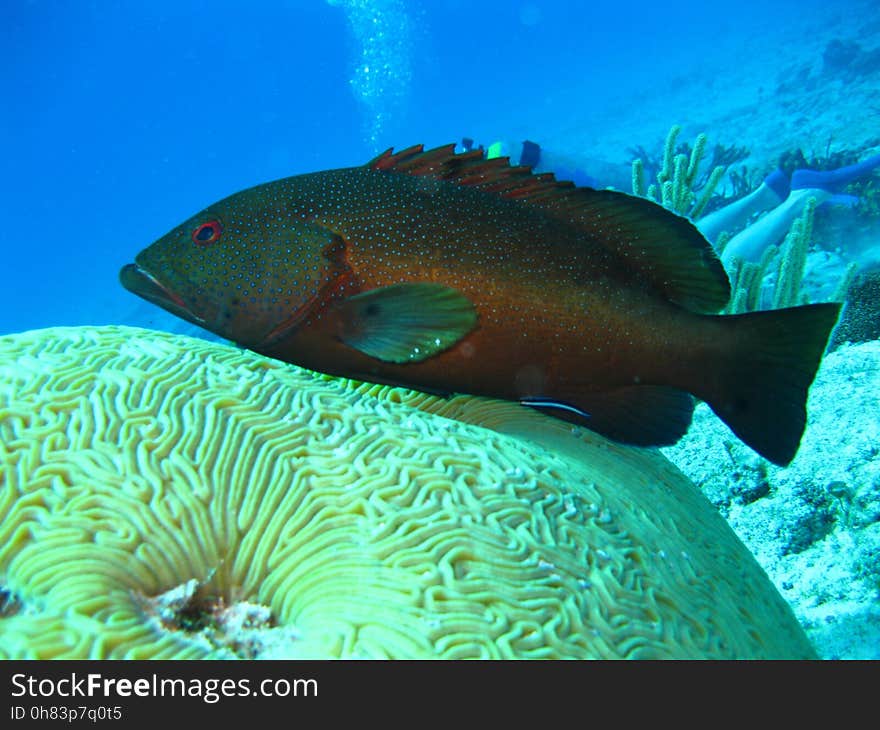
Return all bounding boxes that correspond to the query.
[119,263,207,328]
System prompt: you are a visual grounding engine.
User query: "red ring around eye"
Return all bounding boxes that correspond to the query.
[192,220,223,246]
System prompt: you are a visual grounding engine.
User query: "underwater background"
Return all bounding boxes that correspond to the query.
[2,0,879,658]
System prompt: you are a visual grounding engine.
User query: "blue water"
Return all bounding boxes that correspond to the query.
[0,0,858,335]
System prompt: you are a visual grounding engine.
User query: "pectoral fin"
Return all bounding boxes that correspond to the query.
[337,283,477,363]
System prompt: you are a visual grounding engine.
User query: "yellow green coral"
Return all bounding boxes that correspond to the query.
[722,197,857,313]
[631,124,725,218]
[0,326,815,658]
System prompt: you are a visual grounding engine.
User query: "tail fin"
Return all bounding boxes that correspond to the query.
[705,303,841,466]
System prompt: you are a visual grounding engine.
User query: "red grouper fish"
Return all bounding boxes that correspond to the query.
[120,144,842,465]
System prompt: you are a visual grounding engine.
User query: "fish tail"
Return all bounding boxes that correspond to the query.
[704,302,841,466]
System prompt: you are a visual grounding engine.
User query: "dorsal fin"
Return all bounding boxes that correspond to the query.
[366,144,730,313]
[368,144,568,200]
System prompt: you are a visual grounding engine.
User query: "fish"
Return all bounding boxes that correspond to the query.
[120,144,841,465]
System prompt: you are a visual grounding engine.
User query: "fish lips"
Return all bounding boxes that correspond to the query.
[119,263,207,328]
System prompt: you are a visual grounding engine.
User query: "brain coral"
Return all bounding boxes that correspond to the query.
[0,325,815,659]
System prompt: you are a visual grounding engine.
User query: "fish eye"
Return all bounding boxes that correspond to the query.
[192,220,223,246]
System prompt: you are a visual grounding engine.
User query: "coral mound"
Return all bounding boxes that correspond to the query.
[0,326,814,658]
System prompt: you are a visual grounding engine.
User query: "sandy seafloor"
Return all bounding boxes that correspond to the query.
[517,0,880,659]
[664,342,880,660]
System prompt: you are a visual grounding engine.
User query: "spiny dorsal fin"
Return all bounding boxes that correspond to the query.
[366,144,730,313]
[368,144,567,200]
